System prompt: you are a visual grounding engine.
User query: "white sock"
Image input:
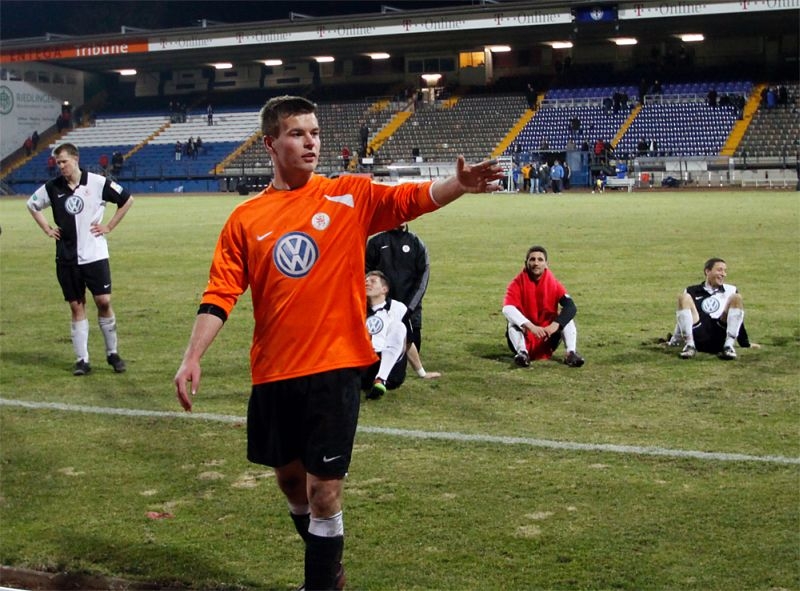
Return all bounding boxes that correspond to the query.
[309,511,344,537]
[98,315,118,355]
[676,309,695,346]
[507,323,526,354]
[561,320,578,352]
[725,308,744,348]
[71,319,90,362]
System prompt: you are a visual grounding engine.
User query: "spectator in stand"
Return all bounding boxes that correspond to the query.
[31,130,40,151]
[649,138,658,157]
[186,137,196,160]
[707,88,718,107]
[525,83,537,109]
[638,78,648,105]
[341,146,351,171]
[593,138,605,162]
[207,104,213,126]
[111,152,123,175]
[99,154,109,174]
[651,80,663,95]
[569,116,581,138]
[195,137,203,156]
[637,138,649,156]
[612,89,623,113]
[359,121,370,157]
[47,154,57,175]
[766,87,777,109]
[23,136,33,156]
[174,141,182,161]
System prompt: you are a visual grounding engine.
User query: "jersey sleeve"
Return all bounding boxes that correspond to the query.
[200,214,249,316]
[102,178,132,206]
[26,185,51,212]
[366,180,437,235]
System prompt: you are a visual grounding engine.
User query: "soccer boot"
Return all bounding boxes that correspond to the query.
[107,353,127,373]
[73,359,92,376]
[513,350,530,367]
[679,344,697,359]
[564,351,585,367]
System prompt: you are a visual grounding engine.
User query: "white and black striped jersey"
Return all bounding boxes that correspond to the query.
[685,282,737,320]
[27,170,131,265]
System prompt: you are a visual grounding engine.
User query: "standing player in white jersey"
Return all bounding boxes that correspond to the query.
[27,143,134,376]
[670,257,758,360]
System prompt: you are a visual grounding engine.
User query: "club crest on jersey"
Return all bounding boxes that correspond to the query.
[312,212,330,231]
[273,232,319,278]
[701,296,721,315]
[65,195,84,215]
[366,315,384,335]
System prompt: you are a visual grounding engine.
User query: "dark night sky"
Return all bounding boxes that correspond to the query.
[0,0,478,40]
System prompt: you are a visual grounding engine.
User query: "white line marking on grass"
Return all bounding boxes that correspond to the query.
[2,398,798,465]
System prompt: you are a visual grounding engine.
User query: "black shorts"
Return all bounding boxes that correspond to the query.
[692,315,727,354]
[247,368,361,478]
[56,259,112,302]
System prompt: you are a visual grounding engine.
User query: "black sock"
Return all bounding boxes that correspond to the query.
[290,512,311,544]
[304,532,343,591]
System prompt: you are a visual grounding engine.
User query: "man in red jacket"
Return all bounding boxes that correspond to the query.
[502,245,585,368]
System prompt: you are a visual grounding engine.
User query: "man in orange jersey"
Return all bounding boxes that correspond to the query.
[174,95,502,590]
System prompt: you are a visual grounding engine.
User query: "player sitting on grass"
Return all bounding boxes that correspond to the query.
[503,245,585,368]
[668,257,758,360]
[361,271,408,400]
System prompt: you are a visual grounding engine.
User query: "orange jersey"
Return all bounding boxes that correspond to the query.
[201,173,437,384]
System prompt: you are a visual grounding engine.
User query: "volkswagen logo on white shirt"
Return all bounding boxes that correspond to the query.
[701,296,722,315]
[273,232,319,278]
[366,315,384,335]
[65,195,84,215]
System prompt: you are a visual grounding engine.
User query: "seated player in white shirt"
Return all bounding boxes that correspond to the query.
[362,270,408,399]
[669,257,759,360]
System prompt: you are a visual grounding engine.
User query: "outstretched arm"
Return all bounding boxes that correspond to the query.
[430,156,504,206]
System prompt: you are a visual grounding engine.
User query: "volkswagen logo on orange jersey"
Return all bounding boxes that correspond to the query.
[273,232,319,278]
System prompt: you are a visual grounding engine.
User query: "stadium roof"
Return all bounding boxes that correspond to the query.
[1,0,797,76]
